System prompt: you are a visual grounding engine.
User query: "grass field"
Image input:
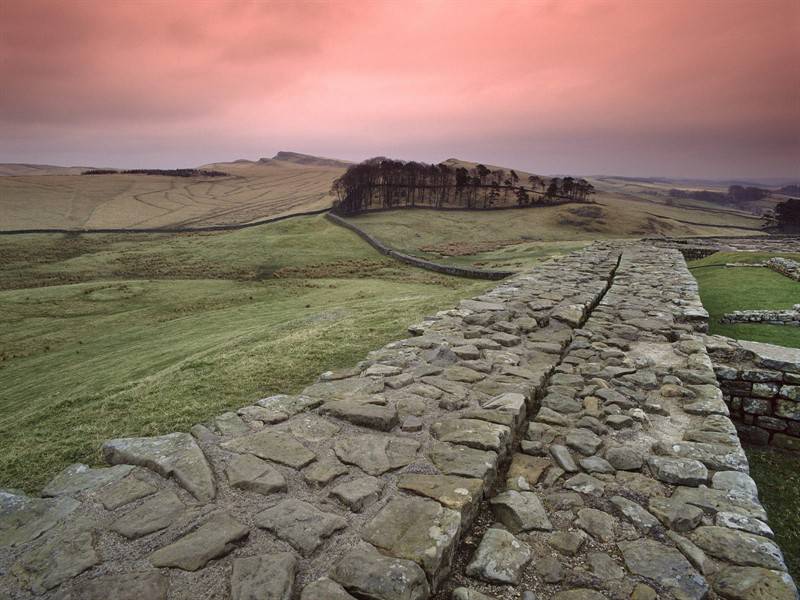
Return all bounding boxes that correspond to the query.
[0,215,491,492]
[0,154,346,230]
[689,251,800,348]
[745,447,800,580]
[345,195,764,271]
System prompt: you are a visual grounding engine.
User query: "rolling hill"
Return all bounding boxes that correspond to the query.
[0,152,347,231]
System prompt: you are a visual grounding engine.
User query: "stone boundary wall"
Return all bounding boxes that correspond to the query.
[1,243,796,600]
[767,257,800,281]
[0,207,333,236]
[721,305,800,327]
[706,336,800,451]
[326,212,514,280]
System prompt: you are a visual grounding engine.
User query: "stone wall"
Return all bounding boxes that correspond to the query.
[767,257,800,281]
[326,212,514,280]
[721,305,800,327]
[1,243,796,600]
[706,336,800,451]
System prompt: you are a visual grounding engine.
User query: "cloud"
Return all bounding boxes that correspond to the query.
[0,0,797,177]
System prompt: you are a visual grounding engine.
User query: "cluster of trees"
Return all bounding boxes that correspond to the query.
[331,158,595,215]
[82,169,229,177]
[765,198,800,232]
[668,184,769,207]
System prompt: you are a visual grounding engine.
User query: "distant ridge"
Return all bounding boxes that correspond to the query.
[263,151,352,168]
[0,163,98,176]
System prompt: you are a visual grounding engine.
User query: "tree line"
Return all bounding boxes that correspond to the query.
[331,158,595,215]
[668,184,770,208]
[82,169,229,177]
[765,198,800,232]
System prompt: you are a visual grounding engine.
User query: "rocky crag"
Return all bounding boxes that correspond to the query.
[0,243,796,600]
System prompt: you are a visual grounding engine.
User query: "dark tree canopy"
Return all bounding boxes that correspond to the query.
[331,158,594,215]
[770,198,800,231]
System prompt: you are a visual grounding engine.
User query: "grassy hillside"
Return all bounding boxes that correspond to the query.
[344,195,764,272]
[689,251,800,348]
[0,154,345,231]
[0,215,492,492]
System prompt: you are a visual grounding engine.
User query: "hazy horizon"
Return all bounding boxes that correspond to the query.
[1,0,798,179]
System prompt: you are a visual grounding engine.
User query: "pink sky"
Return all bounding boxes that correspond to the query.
[1,0,798,178]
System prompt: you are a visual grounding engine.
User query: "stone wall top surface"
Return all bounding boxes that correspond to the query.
[0,242,796,600]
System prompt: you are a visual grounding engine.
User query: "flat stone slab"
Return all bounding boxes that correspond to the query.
[330,546,430,600]
[110,490,184,539]
[465,527,531,585]
[506,454,551,490]
[302,378,384,399]
[431,418,510,451]
[41,463,133,497]
[711,565,798,600]
[397,473,483,523]
[12,522,100,595]
[304,460,349,486]
[671,486,768,521]
[321,399,398,431]
[150,511,248,570]
[288,414,341,442]
[429,442,498,483]
[490,490,552,533]
[225,454,287,495]
[257,394,321,416]
[690,526,786,571]
[231,552,297,600]
[95,476,157,510]
[619,538,708,600]
[102,432,216,502]
[648,456,708,486]
[334,434,419,475]
[0,492,79,548]
[362,496,461,585]
[55,570,168,600]
[331,476,384,512]
[301,577,357,599]
[256,499,347,556]
[221,430,316,469]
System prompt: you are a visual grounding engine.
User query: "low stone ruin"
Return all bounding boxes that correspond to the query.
[767,257,800,281]
[721,304,800,327]
[0,242,796,600]
[707,337,800,451]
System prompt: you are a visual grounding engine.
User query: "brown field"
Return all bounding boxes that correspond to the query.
[0,153,347,230]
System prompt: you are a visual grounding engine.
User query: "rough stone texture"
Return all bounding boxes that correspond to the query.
[330,476,384,512]
[95,476,157,510]
[712,565,799,600]
[255,499,347,556]
[330,546,430,600]
[102,432,216,501]
[221,430,316,469]
[41,463,133,497]
[619,539,709,600]
[490,490,553,533]
[53,571,168,600]
[465,528,531,585]
[110,490,184,539]
[12,523,100,594]
[230,552,297,600]
[225,454,287,496]
[149,511,248,570]
[708,334,800,448]
[334,434,420,475]
[362,496,461,585]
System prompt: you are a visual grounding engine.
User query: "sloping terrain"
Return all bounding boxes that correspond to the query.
[0,152,346,230]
